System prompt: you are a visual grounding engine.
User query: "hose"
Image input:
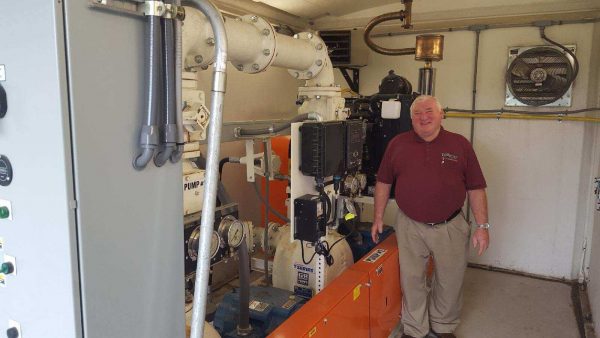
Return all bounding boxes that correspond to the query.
[133,15,162,170]
[237,239,252,335]
[170,0,185,163]
[155,7,178,166]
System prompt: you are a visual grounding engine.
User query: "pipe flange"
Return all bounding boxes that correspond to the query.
[234,15,277,74]
[287,32,328,80]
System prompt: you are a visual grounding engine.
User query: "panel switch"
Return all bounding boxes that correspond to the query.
[1,255,15,275]
[0,200,12,220]
[0,206,9,219]
[6,320,21,338]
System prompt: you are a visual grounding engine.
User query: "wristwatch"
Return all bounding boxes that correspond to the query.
[477,223,491,229]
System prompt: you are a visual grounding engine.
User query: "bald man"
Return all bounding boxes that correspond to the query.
[371,95,490,338]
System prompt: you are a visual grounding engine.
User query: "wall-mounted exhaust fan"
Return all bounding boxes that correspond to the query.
[505,45,576,107]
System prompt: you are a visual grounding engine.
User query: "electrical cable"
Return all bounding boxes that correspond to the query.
[540,26,579,81]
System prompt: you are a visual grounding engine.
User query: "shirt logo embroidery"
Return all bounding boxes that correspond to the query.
[441,152,458,163]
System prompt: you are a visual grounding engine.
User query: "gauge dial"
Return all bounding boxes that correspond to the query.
[188,227,221,260]
[219,215,246,248]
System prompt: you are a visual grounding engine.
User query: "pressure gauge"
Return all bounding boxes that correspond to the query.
[218,215,246,249]
[188,227,221,260]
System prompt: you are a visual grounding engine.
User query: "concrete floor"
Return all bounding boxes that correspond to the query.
[391,267,580,338]
[190,268,580,338]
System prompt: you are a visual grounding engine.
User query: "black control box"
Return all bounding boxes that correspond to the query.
[294,194,325,242]
[300,121,345,178]
[344,120,366,172]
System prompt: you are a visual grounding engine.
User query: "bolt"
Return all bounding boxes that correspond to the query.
[206,37,215,46]
[252,64,260,71]
[316,43,323,50]
[194,55,203,64]
[263,49,271,56]
[307,71,313,78]
[201,65,209,70]
[294,72,300,78]
[236,17,242,21]
[262,28,270,36]
[316,59,323,66]
[251,15,258,22]
[316,95,321,99]
[94,0,102,3]
[307,33,313,39]
[237,65,244,71]
[293,34,299,39]
[157,6,163,12]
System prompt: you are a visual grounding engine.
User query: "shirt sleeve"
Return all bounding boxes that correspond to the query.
[464,141,487,190]
[376,137,397,184]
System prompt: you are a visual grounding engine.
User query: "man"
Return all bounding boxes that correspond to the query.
[371,95,490,338]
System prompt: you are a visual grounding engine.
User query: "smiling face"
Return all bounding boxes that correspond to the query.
[411,97,444,142]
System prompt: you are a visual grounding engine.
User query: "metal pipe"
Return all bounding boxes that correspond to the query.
[464,29,481,224]
[171,0,185,163]
[263,139,271,285]
[446,107,600,115]
[371,17,600,37]
[237,239,252,335]
[236,112,320,137]
[133,15,162,170]
[363,0,416,56]
[417,65,435,95]
[155,7,178,167]
[445,112,600,123]
[183,1,228,337]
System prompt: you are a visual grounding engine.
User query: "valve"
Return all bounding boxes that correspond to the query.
[0,262,14,275]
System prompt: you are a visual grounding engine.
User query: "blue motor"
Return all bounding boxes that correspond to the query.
[214,286,305,338]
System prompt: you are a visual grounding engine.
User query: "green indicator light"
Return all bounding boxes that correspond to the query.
[0,262,14,274]
[0,206,9,219]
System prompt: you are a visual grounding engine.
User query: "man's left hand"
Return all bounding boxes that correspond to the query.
[472,228,489,256]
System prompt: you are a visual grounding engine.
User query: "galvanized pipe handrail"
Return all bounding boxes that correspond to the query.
[183,0,228,337]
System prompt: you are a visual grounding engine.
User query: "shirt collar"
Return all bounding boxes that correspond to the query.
[413,126,445,143]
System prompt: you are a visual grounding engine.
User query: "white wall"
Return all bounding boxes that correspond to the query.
[197,67,302,227]
[342,23,599,279]
[583,21,600,332]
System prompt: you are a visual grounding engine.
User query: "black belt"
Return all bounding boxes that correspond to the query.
[425,209,462,226]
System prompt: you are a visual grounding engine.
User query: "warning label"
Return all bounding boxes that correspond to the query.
[249,300,269,312]
[363,249,387,263]
[297,271,309,286]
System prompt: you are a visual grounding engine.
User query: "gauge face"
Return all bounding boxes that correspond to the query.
[219,215,246,249]
[188,227,221,260]
[227,220,245,248]
[210,231,221,259]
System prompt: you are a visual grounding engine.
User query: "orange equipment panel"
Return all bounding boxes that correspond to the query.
[350,235,402,338]
[269,235,402,338]
[268,268,370,338]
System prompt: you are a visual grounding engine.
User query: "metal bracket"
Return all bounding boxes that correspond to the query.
[89,0,185,19]
[337,66,360,93]
[143,1,166,17]
[245,140,255,182]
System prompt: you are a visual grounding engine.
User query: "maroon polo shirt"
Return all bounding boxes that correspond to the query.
[377,128,487,223]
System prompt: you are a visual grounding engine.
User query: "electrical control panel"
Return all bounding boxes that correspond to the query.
[1,2,184,337]
[294,194,326,242]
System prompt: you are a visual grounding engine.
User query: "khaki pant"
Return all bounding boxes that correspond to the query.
[394,209,470,338]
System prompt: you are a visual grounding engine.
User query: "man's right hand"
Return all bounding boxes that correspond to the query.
[371,219,384,243]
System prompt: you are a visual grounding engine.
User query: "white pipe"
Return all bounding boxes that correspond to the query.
[225,18,265,64]
[182,1,228,338]
[271,34,315,71]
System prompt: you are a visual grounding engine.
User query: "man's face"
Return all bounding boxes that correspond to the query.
[411,98,444,141]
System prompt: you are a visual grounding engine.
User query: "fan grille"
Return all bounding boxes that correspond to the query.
[506,47,574,106]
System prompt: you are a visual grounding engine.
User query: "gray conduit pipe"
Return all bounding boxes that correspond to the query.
[171,0,185,163]
[133,15,162,170]
[237,238,252,335]
[183,0,228,337]
[155,7,178,166]
[236,112,322,137]
[263,139,271,285]
[466,29,481,225]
